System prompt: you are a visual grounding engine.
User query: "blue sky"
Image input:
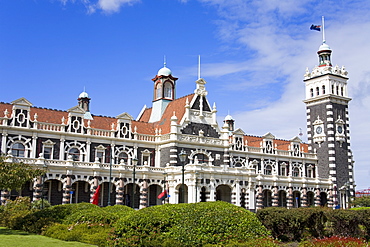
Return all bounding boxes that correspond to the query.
[1,0,370,190]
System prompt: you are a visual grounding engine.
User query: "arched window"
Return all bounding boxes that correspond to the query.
[163,82,172,99]
[12,143,25,157]
[265,165,272,175]
[310,88,314,97]
[68,148,80,161]
[293,167,300,177]
[155,83,162,99]
[322,85,326,94]
[316,87,320,96]
[118,152,128,164]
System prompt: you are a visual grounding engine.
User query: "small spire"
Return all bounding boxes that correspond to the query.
[164,55,167,67]
[198,55,201,80]
[322,16,326,43]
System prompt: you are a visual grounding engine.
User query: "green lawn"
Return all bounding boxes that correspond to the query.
[0,227,95,247]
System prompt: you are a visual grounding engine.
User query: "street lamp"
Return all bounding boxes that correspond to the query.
[195,171,199,203]
[108,146,112,206]
[178,149,187,203]
[132,156,138,209]
[163,172,167,204]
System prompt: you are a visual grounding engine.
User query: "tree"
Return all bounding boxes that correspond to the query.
[0,155,45,192]
[352,196,370,207]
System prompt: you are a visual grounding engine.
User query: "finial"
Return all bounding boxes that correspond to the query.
[198,55,201,80]
[164,55,167,67]
[322,16,326,43]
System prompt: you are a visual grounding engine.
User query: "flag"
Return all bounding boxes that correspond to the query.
[157,190,168,200]
[310,24,321,31]
[90,185,101,205]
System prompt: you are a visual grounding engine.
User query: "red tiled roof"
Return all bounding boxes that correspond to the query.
[152,94,194,134]
[138,108,152,122]
[31,107,68,124]
[244,135,262,147]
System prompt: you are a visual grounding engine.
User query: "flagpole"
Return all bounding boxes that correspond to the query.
[322,16,325,43]
[198,55,201,80]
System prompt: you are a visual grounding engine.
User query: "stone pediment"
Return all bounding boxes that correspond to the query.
[233,128,245,136]
[116,112,133,121]
[262,132,275,139]
[67,105,85,114]
[11,97,33,107]
[290,136,302,143]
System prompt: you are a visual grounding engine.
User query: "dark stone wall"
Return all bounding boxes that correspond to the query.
[181,122,220,138]
[160,146,171,167]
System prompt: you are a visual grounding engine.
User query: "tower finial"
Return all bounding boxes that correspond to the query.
[322,16,326,43]
[198,55,201,80]
[164,55,167,67]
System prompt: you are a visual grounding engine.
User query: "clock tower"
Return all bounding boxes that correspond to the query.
[303,41,354,208]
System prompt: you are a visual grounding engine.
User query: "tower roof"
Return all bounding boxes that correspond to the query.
[157,65,172,76]
[79,91,89,99]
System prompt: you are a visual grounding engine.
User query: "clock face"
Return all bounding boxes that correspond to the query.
[316,126,322,134]
[338,126,343,134]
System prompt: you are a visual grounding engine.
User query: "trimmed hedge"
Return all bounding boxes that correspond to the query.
[110,201,270,247]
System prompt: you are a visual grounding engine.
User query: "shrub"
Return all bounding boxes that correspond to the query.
[110,201,269,247]
[257,207,330,242]
[5,202,100,234]
[31,199,51,209]
[326,209,362,238]
[44,222,112,247]
[1,197,33,230]
[355,209,370,240]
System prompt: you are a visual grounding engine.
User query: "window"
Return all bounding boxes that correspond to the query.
[341,87,344,96]
[316,87,320,96]
[12,143,25,157]
[280,165,287,176]
[293,167,300,177]
[332,85,335,94]
[68,148,80,161]
[265,165,272,175]
[155,84,162,99]
[118,152,128,164]
[336,86,339,95]
[44,147,52,159]
[310,88,314,97]
[196,154,208,163]
[322,85,326,94]
[164,82,172,98]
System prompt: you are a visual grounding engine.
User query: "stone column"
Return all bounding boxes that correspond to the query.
[62,174,72,204]
[0,190,9,205]
[301,188,308,207]
[139,179,148,209]
[272,186,279,207]
[287,187,293,208]
[327,189,334,208]
[116,177,125,205]
[33,176,43,201]
[256,185,263,210]
[314,188,321,207]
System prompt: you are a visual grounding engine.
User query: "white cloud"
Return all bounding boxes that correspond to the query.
[96,0,140,13]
